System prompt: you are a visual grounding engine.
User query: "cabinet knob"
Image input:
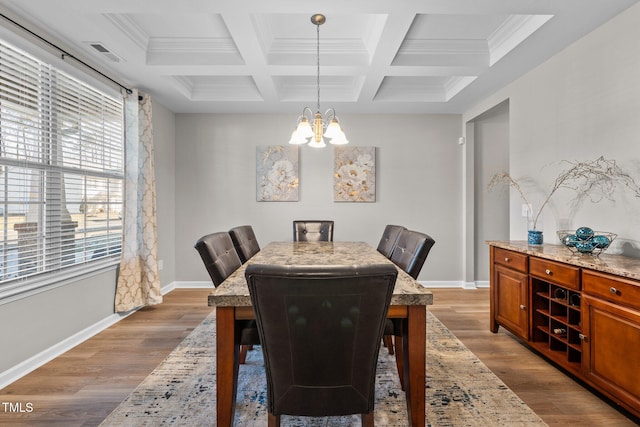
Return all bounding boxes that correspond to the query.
[519,304,526,310]
[504,257,510,262]
[545,269,552,275]
[610,287,618,294]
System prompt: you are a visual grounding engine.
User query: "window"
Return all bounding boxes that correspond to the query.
[0,39,123,285]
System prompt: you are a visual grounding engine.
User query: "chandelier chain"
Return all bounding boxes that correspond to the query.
[316,22,321,113]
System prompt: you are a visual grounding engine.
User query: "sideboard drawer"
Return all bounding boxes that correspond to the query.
[494,248,528,273]
[583,270,640,311]
[530,257,580,290]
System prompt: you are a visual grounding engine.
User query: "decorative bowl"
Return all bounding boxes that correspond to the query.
[557,229,617,256]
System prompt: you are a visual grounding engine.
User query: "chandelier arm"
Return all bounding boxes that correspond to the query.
[301,106,313,121]
[323,108,336,122]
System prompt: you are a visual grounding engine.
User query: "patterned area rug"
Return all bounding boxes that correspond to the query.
[100,309,547,426]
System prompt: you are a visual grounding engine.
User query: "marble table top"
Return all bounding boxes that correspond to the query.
[488,241,640,281]
[208,241,433,307]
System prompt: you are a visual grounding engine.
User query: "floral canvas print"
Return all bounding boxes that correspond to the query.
[256,145,299,201]
[333,146,376,202]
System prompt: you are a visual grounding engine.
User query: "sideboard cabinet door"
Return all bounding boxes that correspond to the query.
[494,264,529,340]
[582,294,640,413]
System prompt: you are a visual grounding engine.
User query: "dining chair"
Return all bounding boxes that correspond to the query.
[390,229,435,280]
[194,232,259,364]
[293,220,334,242]
[386,229,435,388]
[245,263,397,427]
[376,224,406,259]
[229,225,260,264]
[376,224,407,357]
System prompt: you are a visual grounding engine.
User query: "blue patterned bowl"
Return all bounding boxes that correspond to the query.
[557,230,616,256]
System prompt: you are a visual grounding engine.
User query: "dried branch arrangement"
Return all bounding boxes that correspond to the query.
[488,156,640,230]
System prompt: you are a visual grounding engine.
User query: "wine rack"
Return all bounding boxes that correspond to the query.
[531,278,582,374]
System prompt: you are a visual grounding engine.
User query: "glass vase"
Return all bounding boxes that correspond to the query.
[527,209,543,245]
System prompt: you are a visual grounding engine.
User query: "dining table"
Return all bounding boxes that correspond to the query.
[208,241,433,426]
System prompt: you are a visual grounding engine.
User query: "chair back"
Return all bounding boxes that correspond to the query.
[245,263,397,418]
[194,232,242,286]
[293,220,334,242]
[389,230,435,279]
[229,225,260,264]
[376,224,406,259]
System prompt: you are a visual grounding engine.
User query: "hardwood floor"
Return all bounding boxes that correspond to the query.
[428,288,639,427]
[0,287,637,426]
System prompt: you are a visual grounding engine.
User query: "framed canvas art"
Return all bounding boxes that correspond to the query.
[256,145,299,202]
[333,146,376,202]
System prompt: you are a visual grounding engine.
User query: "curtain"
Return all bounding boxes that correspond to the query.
[114,90,162,312]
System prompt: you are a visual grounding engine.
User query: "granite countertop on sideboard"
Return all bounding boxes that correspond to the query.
[488,240,640,281]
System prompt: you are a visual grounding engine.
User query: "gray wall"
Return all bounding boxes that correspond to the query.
[175,113,463,283]
[465,2,640,255]
[0,268,117,374]
[153,101,177,286]
[472,101,510,282]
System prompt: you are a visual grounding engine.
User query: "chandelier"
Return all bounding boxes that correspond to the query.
[288,14,348,148]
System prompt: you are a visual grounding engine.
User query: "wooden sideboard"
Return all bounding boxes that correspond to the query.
[489,241,640,418]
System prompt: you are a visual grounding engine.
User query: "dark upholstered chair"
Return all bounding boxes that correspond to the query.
[229,225,260,264]
[194,232,242,286]
[377,225,407,357]
[194,232,259,364]
[390,230,435,280]
[376,225,406,259]
[386,229,435,387]
[245,263,397,427]
[293,220,334,242]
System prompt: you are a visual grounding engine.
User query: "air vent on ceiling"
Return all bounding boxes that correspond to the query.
[86,42,123,63]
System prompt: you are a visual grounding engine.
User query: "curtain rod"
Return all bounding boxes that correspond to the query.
[0,13,133,95]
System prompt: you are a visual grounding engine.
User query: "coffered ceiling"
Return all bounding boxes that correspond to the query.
[0,0,637,114]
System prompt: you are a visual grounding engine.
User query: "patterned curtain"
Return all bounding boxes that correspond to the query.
[114,90,162,312]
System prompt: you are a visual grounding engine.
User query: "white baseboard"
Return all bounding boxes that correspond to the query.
[0,311,132,390]
[421,280,489,289]
[176,280,482,290]
[172,281,214,289]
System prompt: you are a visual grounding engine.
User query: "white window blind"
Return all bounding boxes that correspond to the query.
[0,39,124,284]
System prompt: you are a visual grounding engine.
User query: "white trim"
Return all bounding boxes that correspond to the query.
[475,280,490,289]
[160,281,177,295]
[0,310,133,390]
[175,280,475,290]
[172,281,215,289]
[419,280,466,289]
[419,280,490,289]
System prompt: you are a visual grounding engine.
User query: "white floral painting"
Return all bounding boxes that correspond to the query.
[333,146,376,202]
[256,145,299,202]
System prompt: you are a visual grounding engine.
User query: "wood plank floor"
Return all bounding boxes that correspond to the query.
[0,287,637,426]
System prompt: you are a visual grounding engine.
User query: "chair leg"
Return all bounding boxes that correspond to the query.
[268,412,280,427]
[239,345,249,364]
[361,412,374,427]
[394,335,405,391]
[383,335,394,355]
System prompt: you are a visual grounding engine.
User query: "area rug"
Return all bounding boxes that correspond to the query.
[100,309,547,426]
